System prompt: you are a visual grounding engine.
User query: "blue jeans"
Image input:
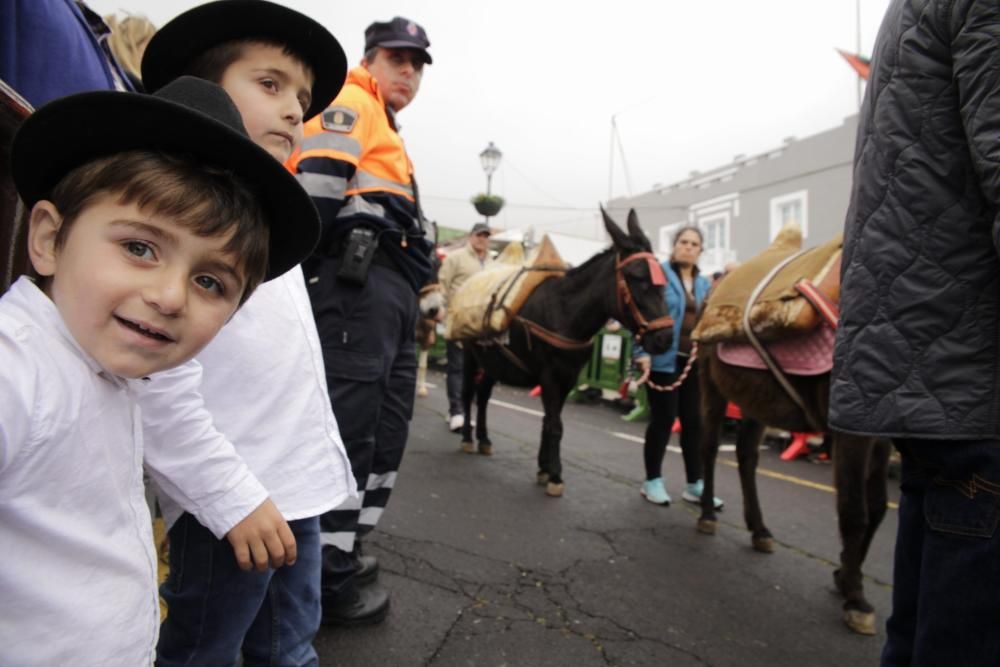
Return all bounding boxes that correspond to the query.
[883,438,1000,666]
[157,514,321,667]
[446,340,464,418]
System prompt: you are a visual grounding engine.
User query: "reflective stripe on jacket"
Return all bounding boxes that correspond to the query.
[289,66,432,292]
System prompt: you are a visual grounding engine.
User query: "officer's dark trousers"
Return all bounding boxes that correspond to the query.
[304,257,418,598]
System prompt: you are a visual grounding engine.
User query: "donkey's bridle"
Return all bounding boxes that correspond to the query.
[615,252,674,341]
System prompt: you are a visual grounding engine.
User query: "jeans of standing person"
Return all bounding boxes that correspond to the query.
[882,438,1000,667]
[446,340,464,418]
[157,514,322,667]
[643,363,701,482]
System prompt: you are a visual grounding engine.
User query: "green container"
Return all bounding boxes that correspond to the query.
[570,327,634,401]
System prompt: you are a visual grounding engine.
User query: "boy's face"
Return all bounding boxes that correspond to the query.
[219,43,314,162]
[27,196,246,379]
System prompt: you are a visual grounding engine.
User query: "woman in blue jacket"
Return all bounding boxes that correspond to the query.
[635,226,722,508]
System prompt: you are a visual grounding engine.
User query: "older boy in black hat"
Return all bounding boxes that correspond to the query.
[0,76,317,667]
[288,15,434,626]
[139,2,357,664]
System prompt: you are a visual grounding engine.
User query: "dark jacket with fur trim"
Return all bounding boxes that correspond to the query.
[830,0,1000,438]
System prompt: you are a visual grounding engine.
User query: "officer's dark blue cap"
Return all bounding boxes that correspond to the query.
[364,17,432,64]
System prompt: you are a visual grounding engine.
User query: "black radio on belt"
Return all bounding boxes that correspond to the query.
[336,227,378,285]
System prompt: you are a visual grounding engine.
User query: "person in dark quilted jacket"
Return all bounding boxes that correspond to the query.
[831,1,1000,664]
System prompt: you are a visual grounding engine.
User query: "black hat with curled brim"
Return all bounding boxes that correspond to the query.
[11,76,320,281]
[141,0,347,121]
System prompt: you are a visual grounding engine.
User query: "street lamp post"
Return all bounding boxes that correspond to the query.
[479,141,502,222]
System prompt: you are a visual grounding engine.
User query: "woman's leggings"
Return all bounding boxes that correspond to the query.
[643,363,701,483]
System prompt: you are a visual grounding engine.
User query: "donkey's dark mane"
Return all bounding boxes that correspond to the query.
[565,247,614,278]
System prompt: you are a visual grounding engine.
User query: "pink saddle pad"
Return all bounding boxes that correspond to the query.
[716,324,834,376]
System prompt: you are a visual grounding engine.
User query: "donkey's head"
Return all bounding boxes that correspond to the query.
[602,207,673,355]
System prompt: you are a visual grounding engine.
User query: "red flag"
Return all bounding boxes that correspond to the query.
[836,49,870,80]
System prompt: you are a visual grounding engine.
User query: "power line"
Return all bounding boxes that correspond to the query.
[499,157,576,209]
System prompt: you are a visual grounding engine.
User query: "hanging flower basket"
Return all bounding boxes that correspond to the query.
[471,193,504,217]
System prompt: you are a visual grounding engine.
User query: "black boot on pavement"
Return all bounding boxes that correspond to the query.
[322,582,390,627]
[354,554,379,586]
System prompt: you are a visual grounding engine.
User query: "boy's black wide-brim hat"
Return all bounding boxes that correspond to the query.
[142,0,347,120]
[11,76,320,281]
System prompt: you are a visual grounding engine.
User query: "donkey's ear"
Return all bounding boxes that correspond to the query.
[626,209,644,238]
[601,205,629,249]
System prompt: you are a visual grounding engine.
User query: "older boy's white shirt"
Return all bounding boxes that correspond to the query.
[143,265,355,534]
[0,277,158,666]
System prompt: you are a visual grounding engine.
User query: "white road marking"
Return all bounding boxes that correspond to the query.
[486,400,892,506]
[488,398,545,418]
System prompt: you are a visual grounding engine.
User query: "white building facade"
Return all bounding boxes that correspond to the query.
[608,115,859,275]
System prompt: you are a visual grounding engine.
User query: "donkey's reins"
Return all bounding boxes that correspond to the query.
[644,342,698,392]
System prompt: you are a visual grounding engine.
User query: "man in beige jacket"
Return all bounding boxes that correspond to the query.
[439,222,493,430]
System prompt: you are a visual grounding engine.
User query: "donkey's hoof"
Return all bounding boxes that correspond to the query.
[752,535,775,553]
[416,386,429,398]
[478,442,493,456]
[545,482,565,497]
[536,471,550,485]
[460,441,476,454]
[696,518,717,535]
[843,609,877,636]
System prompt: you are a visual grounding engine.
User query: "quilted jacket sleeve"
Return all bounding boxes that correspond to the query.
[952,1,1000,250]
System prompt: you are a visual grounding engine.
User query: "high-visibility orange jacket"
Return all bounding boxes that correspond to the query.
[290,66,432,291]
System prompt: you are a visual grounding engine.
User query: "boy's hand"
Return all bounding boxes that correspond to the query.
[225,498,297,572]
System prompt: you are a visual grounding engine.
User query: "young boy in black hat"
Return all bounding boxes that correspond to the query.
[0,76,318,667]
[137,2,358,664]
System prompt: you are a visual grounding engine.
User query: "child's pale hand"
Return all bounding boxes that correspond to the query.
[225,498,298,571]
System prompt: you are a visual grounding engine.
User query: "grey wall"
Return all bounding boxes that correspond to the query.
[608,115,859,271]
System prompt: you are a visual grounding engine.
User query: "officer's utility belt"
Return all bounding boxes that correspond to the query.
[327,227,398,285]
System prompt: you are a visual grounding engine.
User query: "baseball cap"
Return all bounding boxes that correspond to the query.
[364,16,432,64]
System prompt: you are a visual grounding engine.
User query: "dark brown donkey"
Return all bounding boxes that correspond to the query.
[695,304,892,636]
[459,209,673,496]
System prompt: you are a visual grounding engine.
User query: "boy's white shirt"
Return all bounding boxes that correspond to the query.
[142,265,356,535]
[0,277,158,666]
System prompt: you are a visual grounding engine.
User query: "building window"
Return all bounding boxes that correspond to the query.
[770,190,808,240]
[699,212,729,252]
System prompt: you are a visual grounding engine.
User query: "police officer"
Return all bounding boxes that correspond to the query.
[290,16,433,626]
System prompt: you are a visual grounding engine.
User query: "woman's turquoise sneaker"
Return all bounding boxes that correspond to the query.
[640,477,671,506]
[682,479,724,510]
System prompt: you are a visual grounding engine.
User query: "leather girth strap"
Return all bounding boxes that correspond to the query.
[513,315,594,351]
[741,249,826,432]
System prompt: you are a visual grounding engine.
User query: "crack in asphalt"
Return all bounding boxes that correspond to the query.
[418,401,892,595]
[371,530,711,665]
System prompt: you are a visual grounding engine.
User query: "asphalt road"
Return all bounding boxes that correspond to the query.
[315,369,898,666]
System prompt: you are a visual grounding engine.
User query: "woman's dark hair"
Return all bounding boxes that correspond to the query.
[672,225,704,246]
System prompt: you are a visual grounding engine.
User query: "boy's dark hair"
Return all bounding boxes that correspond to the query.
[49,150,269,303]
[186,38,313,86]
